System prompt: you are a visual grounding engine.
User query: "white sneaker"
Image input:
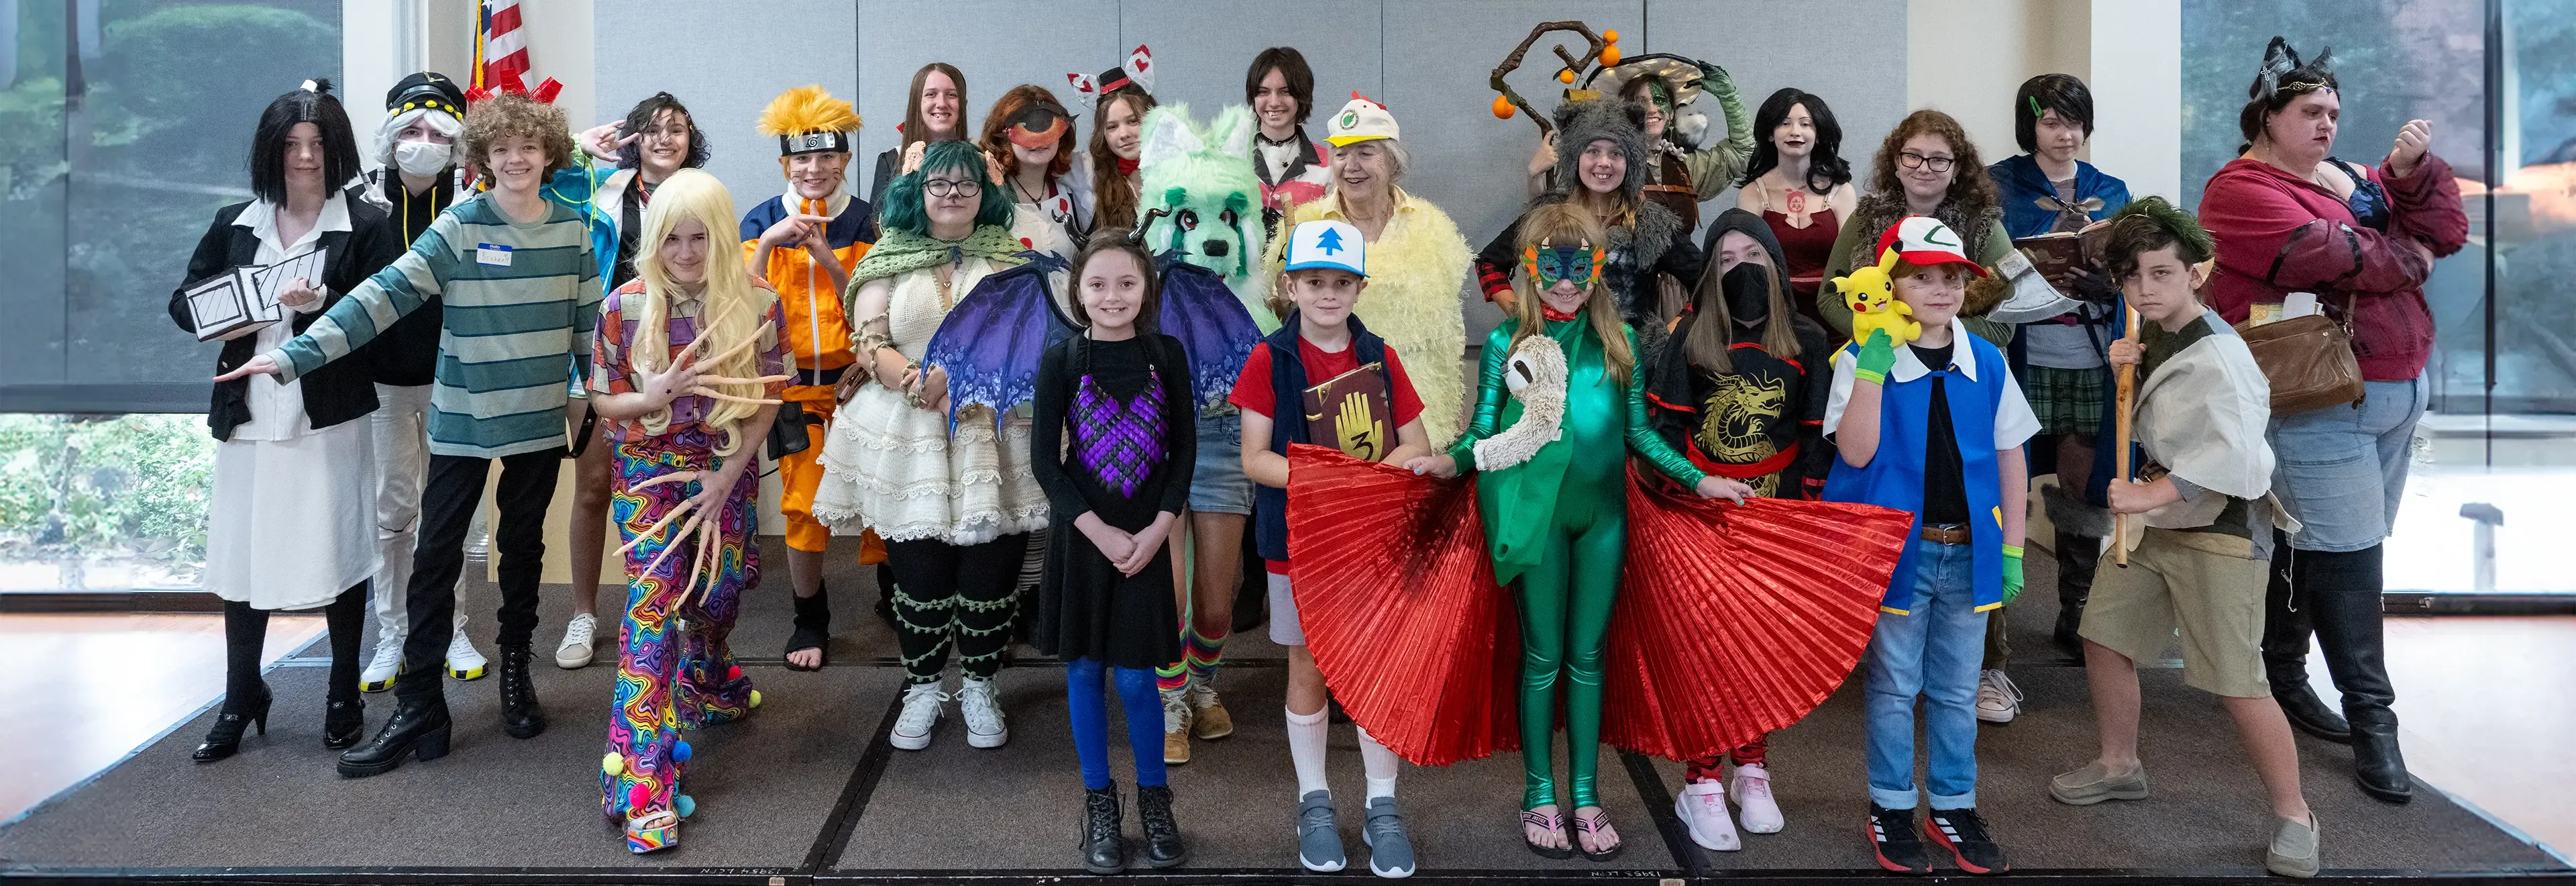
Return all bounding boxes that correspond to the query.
[889,683,948,750]
[1674,781,1740,851]
[959,676,1008,748]
[446,613,488,680]
[1975,669,2023,724]
[1727,763,1784,834]
[555,613,598,669]
[360,632,404,693]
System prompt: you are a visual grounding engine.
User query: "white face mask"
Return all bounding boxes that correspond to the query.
[394,140,452,177]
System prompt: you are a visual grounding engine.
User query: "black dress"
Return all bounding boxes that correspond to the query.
[1030,333,1196,669]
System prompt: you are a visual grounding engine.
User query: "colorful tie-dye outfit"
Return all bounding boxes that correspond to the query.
[588,280,788,852]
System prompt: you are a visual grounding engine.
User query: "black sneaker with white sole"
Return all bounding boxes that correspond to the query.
[1925,807,2009,875]
[1866,804,1931,875]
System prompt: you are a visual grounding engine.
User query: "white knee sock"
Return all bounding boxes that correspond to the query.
[1355,725,1399,801]
[1286,705,1331,797]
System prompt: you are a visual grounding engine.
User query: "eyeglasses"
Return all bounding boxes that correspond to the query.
[924,179,981,198]
[1897,151,1956,173]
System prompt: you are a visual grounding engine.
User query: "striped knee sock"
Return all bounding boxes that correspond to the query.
[1182,626,1226,689]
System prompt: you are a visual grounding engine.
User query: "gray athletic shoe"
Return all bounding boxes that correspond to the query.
[1297,789,1346,872]
[2048,760,2150,805]
[1363,796,1417,878]
[2267,812,2321,878]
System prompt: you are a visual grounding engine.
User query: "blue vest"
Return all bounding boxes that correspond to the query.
[1254,313,1389,563]
[1823,334,2014,614]
[1988,153,2132,240]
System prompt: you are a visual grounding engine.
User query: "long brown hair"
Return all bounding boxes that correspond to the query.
[1684,256,1800,376]
[899,62,968,148]
[1511,202,1634,387]
[1087,87,1157,230]
[1866,109,1995,219]
[977,85,1076,181]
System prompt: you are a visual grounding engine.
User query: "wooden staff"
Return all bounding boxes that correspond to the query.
[1489,21,1607,134]
[2112,304,2139,567]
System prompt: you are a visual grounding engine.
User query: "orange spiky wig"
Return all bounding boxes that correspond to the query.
[757,85,861,158]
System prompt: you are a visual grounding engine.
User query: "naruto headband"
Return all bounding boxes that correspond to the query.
[1522,241,1604,291]
[1003,104,1073,149]
[778,130,851,156]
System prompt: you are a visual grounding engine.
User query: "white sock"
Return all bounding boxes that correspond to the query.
[1286,705,1330,797]
[1355,725,1399,801]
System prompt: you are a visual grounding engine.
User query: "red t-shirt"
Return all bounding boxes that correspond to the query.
[1228,335,1423,575]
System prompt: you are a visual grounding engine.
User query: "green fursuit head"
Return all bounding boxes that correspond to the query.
[1135,103,1275,330]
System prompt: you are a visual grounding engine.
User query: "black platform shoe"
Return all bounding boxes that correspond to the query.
[322,697,366,749]
[1136,784,1186,869]
[337,694,451,778]
[788,583,831,672]
[496,644,545,738]
[192,685,272,763]
[2349,707,2413,803]
[1080,783,1126,875]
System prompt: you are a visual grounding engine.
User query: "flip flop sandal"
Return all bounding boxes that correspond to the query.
[1521,808,1575,860]
[1574,807,1624,862]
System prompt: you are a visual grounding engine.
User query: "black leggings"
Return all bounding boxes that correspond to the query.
[886,534,1030,683]
[222,583,367,708]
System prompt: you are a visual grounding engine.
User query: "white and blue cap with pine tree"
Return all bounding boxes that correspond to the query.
[1283,219,1366,277]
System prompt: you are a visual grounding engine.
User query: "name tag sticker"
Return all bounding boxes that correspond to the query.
[476,244,513,266]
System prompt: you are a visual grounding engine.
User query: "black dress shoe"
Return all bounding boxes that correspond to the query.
[1079,783,1126,875]
[1136,784,1186,868]
[337,694,450,778]
[496,644,545,739]
[323,697,366,749]
[2273,681,2352,744]
[193,686,271,763]
[2349,709,2413,803]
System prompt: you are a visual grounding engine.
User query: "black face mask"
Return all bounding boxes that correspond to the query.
[1722,262,1773,326]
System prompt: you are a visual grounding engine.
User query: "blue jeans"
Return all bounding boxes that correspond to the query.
[2267,375,2426,553]
[1864,538,1987,811]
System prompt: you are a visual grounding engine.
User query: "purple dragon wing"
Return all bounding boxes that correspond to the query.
[922,261,1073,431]
[1153,258,1260,410]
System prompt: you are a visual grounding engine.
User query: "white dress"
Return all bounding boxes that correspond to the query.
[202,196,384,611]
[811,258,1049,545]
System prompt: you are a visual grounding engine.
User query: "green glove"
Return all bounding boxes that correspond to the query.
[2001,544,2025,605]
[1696,60,1730,83]
[1852,328,1896,385]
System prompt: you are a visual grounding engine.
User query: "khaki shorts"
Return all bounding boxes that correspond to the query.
[2079,528,2272,698]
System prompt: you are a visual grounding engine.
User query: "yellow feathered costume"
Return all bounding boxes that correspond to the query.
[1264,188,1474,449]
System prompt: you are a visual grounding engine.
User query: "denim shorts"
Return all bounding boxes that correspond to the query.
[2266,375,2426,553]
[1189,412,1254,515]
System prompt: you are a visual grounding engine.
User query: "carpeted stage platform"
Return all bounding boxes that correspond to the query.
[3,536,2565,885]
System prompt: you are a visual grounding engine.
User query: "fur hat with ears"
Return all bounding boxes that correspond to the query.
[1548,97,1649,203]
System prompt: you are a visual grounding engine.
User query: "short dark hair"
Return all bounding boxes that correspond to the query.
[1246,47,1316,126]
[2098,197,2214,281]
[2014,73,2094,154]
[615,92,709,171]
[1737,88,1851,194]
[250,81,361,205]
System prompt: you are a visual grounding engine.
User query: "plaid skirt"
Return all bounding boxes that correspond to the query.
[2025,365,2104,436]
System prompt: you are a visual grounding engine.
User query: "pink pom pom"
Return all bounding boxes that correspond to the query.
[727,664,743,681]
[627,782,652,809]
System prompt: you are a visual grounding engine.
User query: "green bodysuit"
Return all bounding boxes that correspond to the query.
[1448,313,1705,811]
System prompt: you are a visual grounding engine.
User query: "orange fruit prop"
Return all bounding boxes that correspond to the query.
[1491,95,1515,119]
[1601,45,1622,66]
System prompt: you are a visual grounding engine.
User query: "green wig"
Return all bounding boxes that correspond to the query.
[879,140,1012,236]
[2099,196,2215,280]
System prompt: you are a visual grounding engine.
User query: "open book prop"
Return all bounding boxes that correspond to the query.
[183,246,328,342]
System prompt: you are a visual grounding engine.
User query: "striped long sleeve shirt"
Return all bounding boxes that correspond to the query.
[266,191,600,458]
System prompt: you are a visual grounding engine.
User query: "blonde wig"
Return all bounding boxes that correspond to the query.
[630,168,775,455]
[1510,201,1634,387]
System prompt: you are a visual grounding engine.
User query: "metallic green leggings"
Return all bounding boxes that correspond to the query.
[1515,497,1625,811]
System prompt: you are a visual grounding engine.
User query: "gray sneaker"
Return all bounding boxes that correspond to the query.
[1363,796,1417,878]
[2266,812,2320,878]
[2049,760,2150,805]
[1296,789,1346,872]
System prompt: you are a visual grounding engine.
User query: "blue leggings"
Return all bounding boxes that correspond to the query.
[1066,656,1166,789]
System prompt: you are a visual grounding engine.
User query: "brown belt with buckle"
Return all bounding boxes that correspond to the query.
[1920,523,1972,545]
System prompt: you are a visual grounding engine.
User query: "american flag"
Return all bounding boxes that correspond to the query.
[474,0,529,93]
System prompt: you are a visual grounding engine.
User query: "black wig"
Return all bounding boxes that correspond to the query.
[250,80,362,205]
[1737,87,1851,195]
[614,91,710,171]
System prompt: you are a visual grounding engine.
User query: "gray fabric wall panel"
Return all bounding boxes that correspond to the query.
[1114,0,1383,134]
[1644,0,1907,205]
[594,0,858,220]
[1381,0,1647,341]
[855,0,1122,201]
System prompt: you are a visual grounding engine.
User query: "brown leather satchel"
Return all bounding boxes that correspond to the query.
[2233,293,2365,414]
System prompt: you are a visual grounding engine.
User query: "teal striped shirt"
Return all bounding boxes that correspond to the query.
[268,192,600,458]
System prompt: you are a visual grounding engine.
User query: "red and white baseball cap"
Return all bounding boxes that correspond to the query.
[1876,216,1989,277]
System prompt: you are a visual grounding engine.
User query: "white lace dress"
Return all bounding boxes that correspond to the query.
[811,258,1049,545]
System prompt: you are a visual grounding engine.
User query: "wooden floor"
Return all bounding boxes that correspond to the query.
[4,608,2569,860]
